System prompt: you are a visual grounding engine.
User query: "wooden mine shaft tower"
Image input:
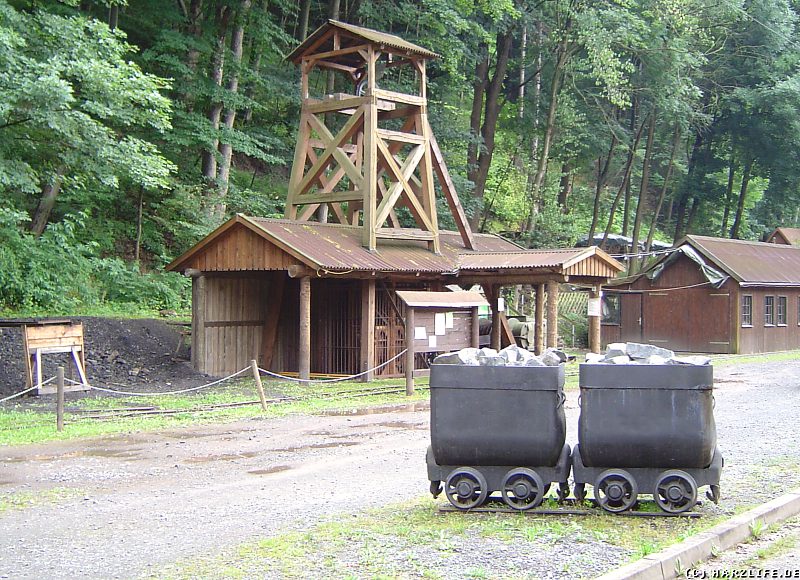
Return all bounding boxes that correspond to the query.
[286,20,474,253]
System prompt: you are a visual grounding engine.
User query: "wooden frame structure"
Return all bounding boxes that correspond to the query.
[286,20,474,253]
[22,321,89,395]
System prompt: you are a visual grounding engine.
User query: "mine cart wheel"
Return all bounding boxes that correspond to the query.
[500,468,545,511]
[573,483,586,502]
[654,470,698,514]
[595,469,638,513]
[557,482,571,502]
[430,480,443,498]
[444,468,489,510]
[706,484,721,504]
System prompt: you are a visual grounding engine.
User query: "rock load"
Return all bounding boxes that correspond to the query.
[585,342,711,365]
[433,345,567,367]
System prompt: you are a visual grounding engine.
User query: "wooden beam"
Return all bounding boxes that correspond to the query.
[305,96,370,114]
[362,47,379,250]
[418,109,440,254]
[313,60,358,74]
[546,280,559,350]
[534,283,545,355]
[405,306,415,395]
[261,273,285,370]
[589,286,601,354]
[375,228,434,240]
[471,307,480,348]
[373,88,425,106]
[374,142,425,227]
[360,279,376,382]
[375,138,432,231]
[298,276,311,380]
[500,313,515,348]
[191,276,206,373]
[306,43,371,64]
[303,112,364,193]
[429,128,475,250]
[376,128,425,145]
[296,190,364,204]
[288,265,316,278]
[285,112,312,218]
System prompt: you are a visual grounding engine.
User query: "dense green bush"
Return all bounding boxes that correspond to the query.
[0,208,189,313]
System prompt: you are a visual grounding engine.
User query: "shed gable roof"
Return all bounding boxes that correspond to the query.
[684,235,800,287]
[767,227,800,246]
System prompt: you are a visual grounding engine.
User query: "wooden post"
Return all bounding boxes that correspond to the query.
[534,284,545,354]
[56,366,64,432]
[299,276,311,380]
[360,279,376,382]
[362,47,378,250]
[589,287,602,354]
[490,286,502,351]
[546,280,560,350]
[405,306,415,395]
[471,306,480,347]
[250,359,268,411]
[191,274,206,373]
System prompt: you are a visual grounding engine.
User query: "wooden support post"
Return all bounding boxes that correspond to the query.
[589,287,602,354]
[360,279,376,382]
[56,366,64,432]
[362,47,378,250]
[471,307,480,348]
[191,275,206,373]
[546,280,560,350]
[534,284,545,355]
[299,276,312,380]
[490,286,502,351]
[250,359,268,411]
[405,306,415,395]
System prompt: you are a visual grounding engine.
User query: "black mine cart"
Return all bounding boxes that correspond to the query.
[571,363,723,513]
[426,363,571,510]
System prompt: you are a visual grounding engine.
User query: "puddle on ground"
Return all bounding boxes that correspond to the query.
[366,421,426,430]
[248,465,292,475]
[273,441,359,453]
[715,379,745,384]
[184,451,259,463]
[320,402,429,416]
[3,448,143,463]
[162,431,224,440]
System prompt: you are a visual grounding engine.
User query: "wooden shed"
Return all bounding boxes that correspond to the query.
[766,227,800,246]
[602,235,800,354]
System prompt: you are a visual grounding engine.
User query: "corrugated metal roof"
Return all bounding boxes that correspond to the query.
[769,227,800,246]
[395,290,488,308]
[288,20,439,63]
[246,217,519,273]
[686,235,800,286]
[459,248,598,271]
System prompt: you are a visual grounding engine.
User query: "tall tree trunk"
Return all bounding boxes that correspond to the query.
[135,189,144,263]
[601,117,647,249]
[557,162,572,212]
[721,150,737,236]
[467,43,489,179]
[588,132,618,241]
[468,30,513,230]
[201,5,231,196]
[108,4,119,29]
[645,125,681,253]
[30,171,64,236]
[673,128,706,242]
[629,111,656,274]
[730,157,753,239]
[621,100,638,237]
[526,35,571,233]
[523,20,544,229]
[216,0,252,219]
[298,0,311,39]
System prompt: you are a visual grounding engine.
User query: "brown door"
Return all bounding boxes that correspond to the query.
[620,293,643,342]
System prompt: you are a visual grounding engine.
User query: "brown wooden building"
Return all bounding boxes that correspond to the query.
[766,227,800,246]
[602,235,800,354]
[168,215,622,377]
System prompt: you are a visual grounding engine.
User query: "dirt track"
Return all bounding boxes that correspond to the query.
[1,360,800,579]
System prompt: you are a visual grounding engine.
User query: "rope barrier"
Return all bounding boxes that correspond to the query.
[259,348,409,383]
[84,367,251,397]
[0,376,58,404]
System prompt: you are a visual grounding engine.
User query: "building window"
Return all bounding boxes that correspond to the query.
[778,296,787,325]
[741,295,752,327]
[602,294,620,325]
[765,296,775,326]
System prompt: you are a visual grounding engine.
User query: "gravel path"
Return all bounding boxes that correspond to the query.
[1,359,799,579]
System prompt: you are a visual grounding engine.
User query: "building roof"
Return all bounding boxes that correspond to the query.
[767,227,800,246]
[167,215,623,282]
[395,290,488,308]
[288,20,439,63]
[683,235,800,287]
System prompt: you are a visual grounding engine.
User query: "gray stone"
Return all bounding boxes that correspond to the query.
[608,355,633,365]
[477,355,506,366]
[478,347,498,358]
[585,352,605,364]
[544,347,568,363]
[499,345,523,364]
[432,352,461,365]
[646,354,669,365]
[524,357,546,367]
[541,351,563,367]
[604,342,628,359]
[625,342,675,361]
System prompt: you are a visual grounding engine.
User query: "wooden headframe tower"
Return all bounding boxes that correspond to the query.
[286,20,475,253]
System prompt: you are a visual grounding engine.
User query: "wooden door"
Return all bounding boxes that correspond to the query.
[620,293,643,343]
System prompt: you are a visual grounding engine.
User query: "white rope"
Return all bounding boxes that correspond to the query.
[0,384,40,403]
[608,247,676,259]
[609,281,713,294]
[85,367,250,396]
[259,348,409,383]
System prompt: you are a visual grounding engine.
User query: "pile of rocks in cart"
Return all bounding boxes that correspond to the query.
[586,342,711,365]
[433,345,567,367]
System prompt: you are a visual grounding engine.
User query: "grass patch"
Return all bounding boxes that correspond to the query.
[0,377,429,446]
[712,350,800,367]
[160,496,726,579]
[0,487,84,514]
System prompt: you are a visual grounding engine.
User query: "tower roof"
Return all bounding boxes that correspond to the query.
[288,19,439,63]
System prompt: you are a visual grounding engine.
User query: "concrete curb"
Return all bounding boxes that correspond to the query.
[597,489,800,580]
